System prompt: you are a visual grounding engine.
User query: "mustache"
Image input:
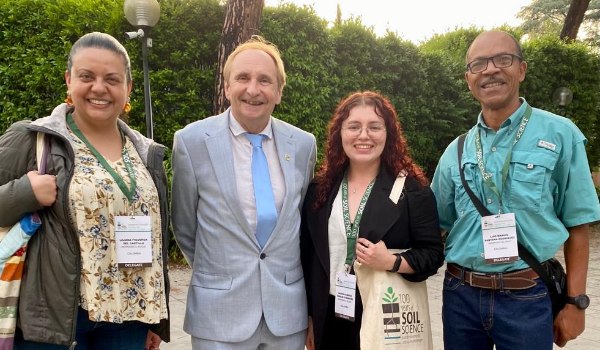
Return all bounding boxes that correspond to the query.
[481,78,504,86]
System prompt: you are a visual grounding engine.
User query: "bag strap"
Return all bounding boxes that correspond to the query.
[456,134,554,286]
[32,132,51,222]
[35,132,50,175]
[389,172,407,204]
[457,134,490,217]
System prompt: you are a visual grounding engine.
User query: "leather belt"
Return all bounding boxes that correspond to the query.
[446,263,539,290]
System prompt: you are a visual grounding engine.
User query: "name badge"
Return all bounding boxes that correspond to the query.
[481,213,519,264]
[334,272,356,321]
[115,216,153,268]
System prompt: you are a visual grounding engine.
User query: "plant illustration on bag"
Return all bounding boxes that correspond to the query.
[382,286,401,338]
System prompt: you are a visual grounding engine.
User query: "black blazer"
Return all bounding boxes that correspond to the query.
[300,166,444,350]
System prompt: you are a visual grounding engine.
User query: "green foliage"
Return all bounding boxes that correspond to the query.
[124,0,224,148]
[2,0,600,261]
[521,35,600,167]
[329,18,381,95]
[420,27,482,65]
[0,0,123,127]
[261,4,336,161]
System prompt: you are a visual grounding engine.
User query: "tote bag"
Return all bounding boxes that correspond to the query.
[354,251,433,350]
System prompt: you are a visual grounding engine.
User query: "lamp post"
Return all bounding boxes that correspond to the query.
[124,0,160,139]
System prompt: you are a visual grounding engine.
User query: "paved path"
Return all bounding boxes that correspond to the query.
[164,225,600,349]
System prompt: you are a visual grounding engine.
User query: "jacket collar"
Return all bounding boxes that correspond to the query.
[30,103,163,163]
[308,166,404,274]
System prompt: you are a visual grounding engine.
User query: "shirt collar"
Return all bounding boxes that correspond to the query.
[477,97,529,131]
[228,112,274,140]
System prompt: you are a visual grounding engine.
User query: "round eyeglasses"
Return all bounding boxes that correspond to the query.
[466,53,522,74]
[342,124,386,136]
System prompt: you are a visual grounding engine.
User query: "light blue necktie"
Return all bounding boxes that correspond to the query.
[245,133,278,248]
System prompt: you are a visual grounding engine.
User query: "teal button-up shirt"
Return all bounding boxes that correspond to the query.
[432,99,600,272]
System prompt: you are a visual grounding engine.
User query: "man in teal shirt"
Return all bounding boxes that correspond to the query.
[432,30,600,350]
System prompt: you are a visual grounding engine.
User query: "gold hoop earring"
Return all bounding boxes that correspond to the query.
[123,102,132,113]
[65,93,73,106]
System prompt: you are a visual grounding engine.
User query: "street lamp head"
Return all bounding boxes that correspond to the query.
[124,0,160,28]
[552,86,573,107]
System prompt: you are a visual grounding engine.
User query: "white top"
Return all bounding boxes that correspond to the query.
[328,185,348,295]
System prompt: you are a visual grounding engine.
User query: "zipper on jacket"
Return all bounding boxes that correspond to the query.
[40,127,81,347]
[65,153,81,346]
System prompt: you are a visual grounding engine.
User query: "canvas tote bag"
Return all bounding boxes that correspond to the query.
[354,175,433,350]
[355,250,433,350]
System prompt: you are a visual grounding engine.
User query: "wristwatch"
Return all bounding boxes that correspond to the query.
[566,294,590,310]
[387,253,402,273]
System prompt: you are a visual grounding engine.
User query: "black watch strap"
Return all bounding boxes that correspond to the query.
[387,253,402,273]
[566,294,590,309]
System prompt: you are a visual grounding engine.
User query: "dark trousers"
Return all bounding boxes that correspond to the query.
[320,295,361,350]
[15,307,149,350]
[442,271,553,350]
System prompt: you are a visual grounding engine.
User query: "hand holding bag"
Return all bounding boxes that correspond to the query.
[354,174,433,350]
[0,132,49,350]
[355,250,433,350]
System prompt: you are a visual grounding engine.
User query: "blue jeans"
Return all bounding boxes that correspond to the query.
[442,270,553,350]
[15,307,149,350]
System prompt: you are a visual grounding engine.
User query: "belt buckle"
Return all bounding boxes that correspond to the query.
[469,271,485,287]
[472,271,503,290]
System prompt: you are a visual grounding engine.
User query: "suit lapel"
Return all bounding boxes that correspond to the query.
[359,168,402,243]
[205,112,252,236]
[266,120,296,244]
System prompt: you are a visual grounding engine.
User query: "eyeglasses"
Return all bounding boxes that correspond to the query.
[342,124,386,136]
[466,53,522,74]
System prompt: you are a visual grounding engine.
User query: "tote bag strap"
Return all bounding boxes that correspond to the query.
[36,132,50,175]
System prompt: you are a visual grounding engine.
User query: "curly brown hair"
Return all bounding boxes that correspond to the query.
[313,91,428,208]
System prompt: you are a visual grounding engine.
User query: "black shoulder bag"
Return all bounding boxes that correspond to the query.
[457,134,567,319]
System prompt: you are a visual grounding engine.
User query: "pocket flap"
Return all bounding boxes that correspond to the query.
[512,150,557,171]
[285,265,304,285]
[192,271,233,290]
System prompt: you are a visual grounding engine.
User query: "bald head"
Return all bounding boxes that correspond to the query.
[466,31,522,65]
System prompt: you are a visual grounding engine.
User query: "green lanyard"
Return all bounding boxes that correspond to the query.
[67,114,137,202]
[474,105,532,211]
[342,174,375,265]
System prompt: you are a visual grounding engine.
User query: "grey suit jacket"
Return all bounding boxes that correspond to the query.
[171,109,316,342]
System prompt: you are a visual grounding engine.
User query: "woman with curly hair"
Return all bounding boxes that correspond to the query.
[300,91,443,350]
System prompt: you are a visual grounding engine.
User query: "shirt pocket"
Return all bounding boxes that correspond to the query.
[509,150,558,213]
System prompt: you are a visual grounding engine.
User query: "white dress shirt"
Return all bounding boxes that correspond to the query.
[228,113,286,235]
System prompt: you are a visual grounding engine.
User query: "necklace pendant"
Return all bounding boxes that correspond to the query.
[352,188,356,194]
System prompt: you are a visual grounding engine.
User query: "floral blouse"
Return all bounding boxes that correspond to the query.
[67,128,167,324]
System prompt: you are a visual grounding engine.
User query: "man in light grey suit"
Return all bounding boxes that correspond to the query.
[171,36,316,350]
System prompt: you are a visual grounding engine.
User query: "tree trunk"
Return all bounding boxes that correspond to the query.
[213,0,265,115]
[560,0,590,41]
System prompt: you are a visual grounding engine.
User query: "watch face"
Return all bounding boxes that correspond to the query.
[576,295,591,309]
[570,295,590,309]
